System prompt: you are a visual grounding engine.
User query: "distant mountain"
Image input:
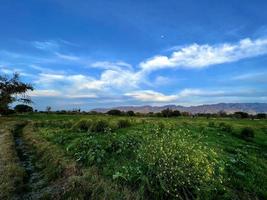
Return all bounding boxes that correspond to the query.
[91,103,267,114]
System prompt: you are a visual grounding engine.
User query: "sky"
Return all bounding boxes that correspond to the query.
[1,0,267,110]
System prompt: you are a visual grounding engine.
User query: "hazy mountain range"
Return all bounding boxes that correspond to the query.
[92,103,267,114]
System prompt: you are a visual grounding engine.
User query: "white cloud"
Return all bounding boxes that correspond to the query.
[232,72,267,82]
[125,90,177,102]
[125,88,267,103]
[91,61,132,70]
[32,68,144,99]
[29,89,97,98]
[29,89,62,97]
[178,89,223,97]
[140,38,267,71]
[55,52,80,61]
[32,40,60,51]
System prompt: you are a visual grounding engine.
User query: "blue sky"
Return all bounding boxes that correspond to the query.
[1,0,267,110]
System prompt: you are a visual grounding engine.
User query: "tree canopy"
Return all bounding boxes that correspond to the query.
[14,104,33,113]
[107,109,122,116]
[0,73,33,115]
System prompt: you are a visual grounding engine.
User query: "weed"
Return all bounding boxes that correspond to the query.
[117,119,131,129]
[240,127,255,141]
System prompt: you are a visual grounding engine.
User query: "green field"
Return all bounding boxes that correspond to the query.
[0,114,267,199]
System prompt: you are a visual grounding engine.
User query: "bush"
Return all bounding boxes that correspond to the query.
[0,108,15,115]
[71,119,92,132]
[240,127,254,141]
[136,129,223,198]
[218,122,233,133]
[107,109,122,116]
[256,113,266,119]
[208,121,216,127]
[14,104,33,113]
[117,119,131,129]
[233,112,249,119]
[90,119,110,133]
[127,110,135,116]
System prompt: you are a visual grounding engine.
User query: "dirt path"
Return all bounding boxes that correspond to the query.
[13,124,46,199]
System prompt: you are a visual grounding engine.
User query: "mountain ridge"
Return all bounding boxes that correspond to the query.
[91,103,267,114]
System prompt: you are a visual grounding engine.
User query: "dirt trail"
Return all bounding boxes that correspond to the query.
[13,124,46,199]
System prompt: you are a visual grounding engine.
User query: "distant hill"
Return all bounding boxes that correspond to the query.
[91,103,267,114]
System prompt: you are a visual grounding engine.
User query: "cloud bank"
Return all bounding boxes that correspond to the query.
[140,38,267,71]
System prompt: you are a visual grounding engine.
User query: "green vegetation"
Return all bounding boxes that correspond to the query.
[14,104,33,113]
[0,114,266,199]
[0,121,26,199]
[0,73,33,115]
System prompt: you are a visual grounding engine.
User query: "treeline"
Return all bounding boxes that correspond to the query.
[105,109,267,119]
[5,105,267,119]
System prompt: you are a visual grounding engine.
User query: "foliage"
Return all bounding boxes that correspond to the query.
[0,123,26,199]
[0,73,33,115]
[14,104,33,113]
[6,114,267,199]
[256,113,267,119]
[208,121,216,127]
[71,119,93,132]
[161,108,172,117]
[107,109,122,116]
[218,122,233,133]
[240,127,255,141]
[233,112,249,119]
[116,119,131,129]
[127,110,135,116]
[90,119,111,133]
[136,127,223,198]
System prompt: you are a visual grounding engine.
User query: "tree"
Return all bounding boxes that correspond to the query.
[172,110,181,117]
[256,113,266,119]
[0,73,33,115]
[161,108,172,118]
[107,109,122,116]
[14,104,33,113]
[46,106,52,113]
[127,110,135,116]
[233,112,249,119]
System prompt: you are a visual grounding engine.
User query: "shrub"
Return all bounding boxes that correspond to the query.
[233,112,249,119]
[218,122,233,133]
[240,127,254,141]
[172,110,181,117]
[117,119,131,129]
[182,121,189,127]
[161,108,172,117]
[157,122,165,131]
[208,121,216,127]
[90,119,110,133]
[127,110,135,116]
[256,113,266,119]
[137,129,223,198]
[67,137,107,165]
[14,104,33,113]
[61,120,74,129]
[71,119,92,132]
[107,109,122,116]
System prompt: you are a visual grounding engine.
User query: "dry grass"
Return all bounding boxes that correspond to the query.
[0,121,26,200]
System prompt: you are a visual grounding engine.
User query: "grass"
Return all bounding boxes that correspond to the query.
[0,121,26,200]
[1,114,267,199]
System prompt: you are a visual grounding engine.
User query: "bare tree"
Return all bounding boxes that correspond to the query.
[46,106,52,113]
